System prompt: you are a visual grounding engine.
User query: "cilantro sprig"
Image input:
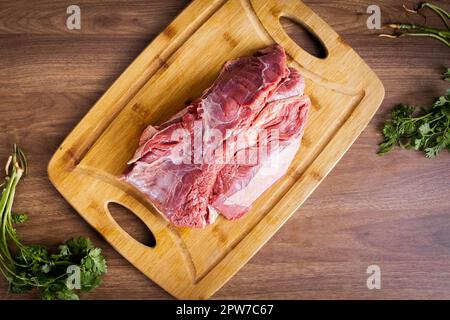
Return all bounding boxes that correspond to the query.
[378,72,450,157]
[0,145,107,300]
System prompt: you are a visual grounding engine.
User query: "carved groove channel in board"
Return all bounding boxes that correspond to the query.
[75,0,367,280]
[48,0,384,298]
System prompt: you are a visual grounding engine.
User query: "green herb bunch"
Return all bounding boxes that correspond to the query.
[378,70,450,157]
[0,145,107,299]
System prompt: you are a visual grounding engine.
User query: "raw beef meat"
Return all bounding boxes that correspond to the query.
[122,45,311,228]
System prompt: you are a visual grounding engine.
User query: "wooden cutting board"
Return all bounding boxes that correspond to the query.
[48,0,384,299]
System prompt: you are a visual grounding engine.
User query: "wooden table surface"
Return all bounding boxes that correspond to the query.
[0,0,449,300]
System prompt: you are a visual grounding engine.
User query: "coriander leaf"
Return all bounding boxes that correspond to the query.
[435,95,449,107]
[65,237,94,255]
[11,213,28,224]
[40,281,80,300]
[0,146,108,300]
[419,123,431,135]
[414,138,422,150]
[425,144,443,158]
[56,244,71,257]
[378,91,450,158]
[444,68,450,82]
[442,105,450,118]
[80,247,107,292]
[9,279,33,294]
[391,104,414,122]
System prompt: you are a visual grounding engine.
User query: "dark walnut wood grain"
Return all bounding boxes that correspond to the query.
[0,0,449,299]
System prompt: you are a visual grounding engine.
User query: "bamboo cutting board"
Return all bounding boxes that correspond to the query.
[48,0,384,299]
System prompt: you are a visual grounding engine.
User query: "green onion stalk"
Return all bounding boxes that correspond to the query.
[0,145,29,284]
[380,2,450,48]
[0,145,107,299]
[0,145,68,290]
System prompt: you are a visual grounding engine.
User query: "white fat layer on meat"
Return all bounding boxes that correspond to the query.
[207,204,219,224]
[223,137,301,208]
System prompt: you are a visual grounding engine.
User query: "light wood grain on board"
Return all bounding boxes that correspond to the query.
[47,0,384,299]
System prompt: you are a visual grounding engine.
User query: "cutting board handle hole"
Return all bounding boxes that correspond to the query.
[280,16,327,59]
[107,202,156,247]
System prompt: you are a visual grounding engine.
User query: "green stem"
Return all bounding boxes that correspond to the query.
[420,2,450,30]
[392,23,450,37]
[0,176,16,263]
[0,147,28,282]
[428,114,445,124]
[399,32,450,47]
